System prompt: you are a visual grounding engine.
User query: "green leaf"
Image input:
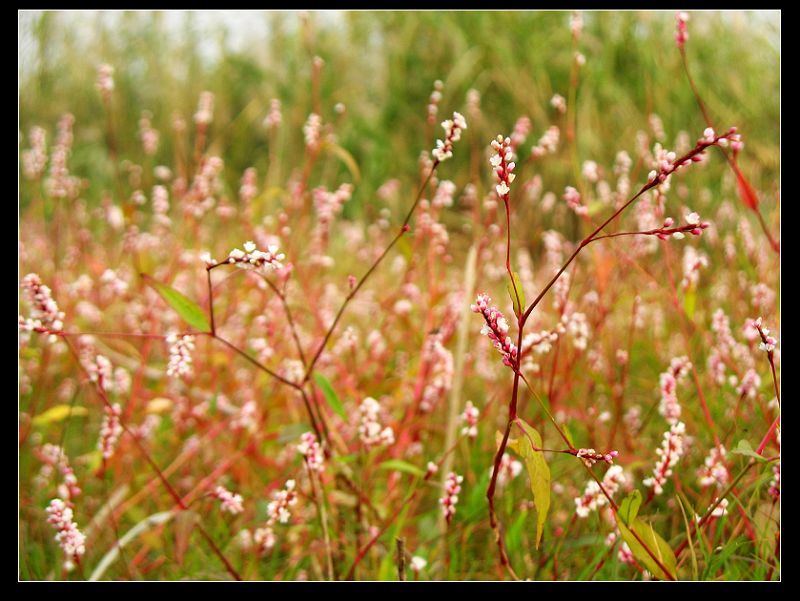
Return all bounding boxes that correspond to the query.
[506,271,525,318]
[313,373,347,420]
[617,489,642,525]
[683,284,697,320]
[32,404,88,426]
[731,439,767,462]
[507,419,550,548]
[142,274,210,332]
[379,459,425,478]
[614,497,678,581]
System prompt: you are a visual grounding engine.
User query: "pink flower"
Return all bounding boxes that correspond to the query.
[440,472,463,524]
[432,112,467,162]
[213,485,244,515]
[643,421,686,495]
[46,498,86,571]
[471,293,518,368]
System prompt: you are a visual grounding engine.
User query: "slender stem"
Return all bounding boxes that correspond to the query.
[302,164,438,383]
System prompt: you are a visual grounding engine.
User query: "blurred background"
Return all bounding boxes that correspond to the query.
[19,10,780,218]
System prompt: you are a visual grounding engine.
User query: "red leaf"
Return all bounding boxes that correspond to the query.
[733,163,759,211]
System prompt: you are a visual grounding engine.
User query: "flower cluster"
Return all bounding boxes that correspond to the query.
[432,112,467,162]
[531,126,560,159]
[471,293,518,368]
[97,403,123,460]
[496,453,523,488]
[575,448,619,468]
[22,126,47,180]
[88,354,113,389]
[304,113,322,151]
[658,356,692,424]
[46,498,86,571]
[20,273,65,343]
[769,461,780,499]
[223,241,286,274]
[460,401,480,439]
[735,368,761,399]
[297,431,325,473]
[439,471,463,525]
[510,115,531,152]
[138,112,159,156]
[550,94,566,114]
[675,11,690,49]
[166,333,196,378]
[267,479,297,525]
[563,186,587,216]
[752,317,778,353]
[358,396,395,448]
[194,91,215,125]
[490,135,516,198]
[697,445,729,489]
[96,63,114,97]
[264,98,282,130]
[213,485,244,515]
[643,421,686,495]
[681,245,709,291]
[34,444,81,501]
[427,80,443,126]
[574,465,626,518]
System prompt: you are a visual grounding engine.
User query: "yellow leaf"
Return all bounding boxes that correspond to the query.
[615,491,677,581]
[32,404,89,427]
[508,420,551,548]
[146,397,173,414]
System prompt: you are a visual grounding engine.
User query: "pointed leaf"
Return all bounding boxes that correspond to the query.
[142,274,210,332]
[32,404,88,426]
[614,507,678,580]
[313,373,347,420]
[731,439,767,462]
[508,420,551,548]
[379,459,425,478]
[618,489,643,525]
[506,271,525,318]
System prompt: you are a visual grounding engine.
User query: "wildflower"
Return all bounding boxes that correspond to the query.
[22,126,47,180]
[676,11,690,48]
[496,453,523,487]
[551,94,567,114]
[96,63,114,96]
[643,421,686,495]
[658,356,692,424]
[697,445,729,489]
[460,401,480,439]
[769,462,780,499]
[432,111,467,162]
[752,317,778,353]
[531,126,560,159]
[213,485,244,515]
[222,241,286,274]
[264,98,282,130]
[267,480,297,525]
[297,431,324,473]
[440,472,463,524]
[563,186,587,216]
[46,498,86,571]
[303,112,322,150]
[736,368,761,399]
[254,525,276,555]
[20,273,65,343]
[490,135,516,198]
[410,556,428,573]
[574,465,626,518]
[358,397,395,448]
[427,80,443,125]
[166,333,195,378]
[97,403,123,460]
[194,91,214,125]
[425,461,439,479]
[420,334,454,412]
[576,448,619,467]
[471,293,518,368]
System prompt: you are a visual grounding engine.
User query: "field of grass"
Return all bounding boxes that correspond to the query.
[19,10,780,581]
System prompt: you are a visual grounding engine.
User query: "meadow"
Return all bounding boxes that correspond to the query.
[18,10,780,581]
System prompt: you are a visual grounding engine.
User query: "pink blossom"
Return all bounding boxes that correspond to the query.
[471,293,518,368]
[440,472,463,524]
[643,421,686,495]
[432,112,467,162]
